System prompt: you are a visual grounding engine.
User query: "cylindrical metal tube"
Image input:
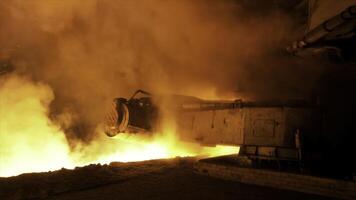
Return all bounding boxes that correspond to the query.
[287,5,356,53]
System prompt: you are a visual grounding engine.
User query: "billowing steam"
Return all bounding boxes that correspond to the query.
[0,75,239,177]
[0,75,73,176]
[0,0,319,140]
[0,0,321,176]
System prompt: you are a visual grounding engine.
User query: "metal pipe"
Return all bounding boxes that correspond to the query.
[287,5,356,53]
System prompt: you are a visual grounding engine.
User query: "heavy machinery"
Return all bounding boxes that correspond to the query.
[104,1,356,177]
[105,90,322,170]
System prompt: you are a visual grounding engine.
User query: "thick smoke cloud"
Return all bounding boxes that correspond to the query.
[0,0,319,142]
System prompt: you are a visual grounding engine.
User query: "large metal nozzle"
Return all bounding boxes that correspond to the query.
[104,99,130,137]
[104,91,157,137]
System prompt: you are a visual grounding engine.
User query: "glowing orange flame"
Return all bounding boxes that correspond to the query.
[0,75,239,177]
[0,75,74,176]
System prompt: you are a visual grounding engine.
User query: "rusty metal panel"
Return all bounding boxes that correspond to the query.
[177,109,244,145]
[244,108,285,147]
[192,110,214,144]
[210,109,244,145]
[177,106,318,149]
[176,111,213,144]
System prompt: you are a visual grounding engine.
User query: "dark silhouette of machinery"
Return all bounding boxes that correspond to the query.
[106,1,356,178]
[105,90,324,173]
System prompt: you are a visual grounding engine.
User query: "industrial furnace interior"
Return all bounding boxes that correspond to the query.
[1,1,356,200]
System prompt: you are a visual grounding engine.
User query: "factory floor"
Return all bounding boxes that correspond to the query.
[0,158,337,200]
